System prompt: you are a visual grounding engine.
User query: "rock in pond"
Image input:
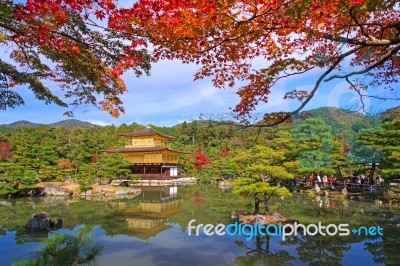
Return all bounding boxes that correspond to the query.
[26,212,63,230]
[238,212,295,226]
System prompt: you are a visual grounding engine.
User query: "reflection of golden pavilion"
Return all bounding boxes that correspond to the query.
[124,186,181,240]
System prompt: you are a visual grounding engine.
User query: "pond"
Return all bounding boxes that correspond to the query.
[0,185,399,266]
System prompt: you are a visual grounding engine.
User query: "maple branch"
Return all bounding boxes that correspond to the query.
[254,126,262,142]
[345,78,368,114]
[233,0,295,25]
[4,16,123,63]
[9,37,34,68]
[245,47,362,128]
[346,78,400,102]
[195,25,291,55]
[382,21,400,31]
[0,20,20,35]
[324,43,400,81]
[347,5,372,40]
[322,33,400,46]
[269,66,315,88]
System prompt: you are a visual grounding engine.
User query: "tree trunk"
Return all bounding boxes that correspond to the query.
[35,169,41,182]
[370,162,376,179]
[253,195,260,214]
[337,165,343,179]
[263,194,270,214]
[260,172,265,182]
[255,235,262,253]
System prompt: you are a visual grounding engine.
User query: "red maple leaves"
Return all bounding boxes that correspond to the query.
[193,149,212,169]
[4,0,398,121]
[0,142,13,161]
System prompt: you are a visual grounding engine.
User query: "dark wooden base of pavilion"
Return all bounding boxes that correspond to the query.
[129,164,179,180]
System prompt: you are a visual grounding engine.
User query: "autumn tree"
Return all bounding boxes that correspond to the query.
[126,0,400,125]
[0,141,12,160]
[0,0,150,116]
[193,149,212,169]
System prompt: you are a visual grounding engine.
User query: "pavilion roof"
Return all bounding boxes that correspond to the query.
[121,127,175,139]
[103,147,186,154]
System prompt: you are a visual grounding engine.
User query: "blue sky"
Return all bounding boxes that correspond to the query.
[1,58,399,127]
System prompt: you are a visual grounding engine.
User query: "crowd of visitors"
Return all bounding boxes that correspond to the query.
[292,173,385,192]
[344,174,384,192]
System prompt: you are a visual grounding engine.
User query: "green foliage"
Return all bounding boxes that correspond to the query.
[96,153,131,181]
[13,144,58,182]
[296,167,336,177]
[13,225,102,266]
[358,118,400,179]
[0,162,36,195]
[231,145,293,214]
[75,164,97,192]
[232,178,291,198]
[299,107,364,135]
[0,106,399,191]
[76,153,131,191]
[292,118,334,168]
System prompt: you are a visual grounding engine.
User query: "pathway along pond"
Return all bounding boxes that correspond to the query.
[0,185,399,266]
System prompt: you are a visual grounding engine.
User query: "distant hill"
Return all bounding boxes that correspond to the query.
[293,107,366,135]
[49,119,94,128]
[297,107,364,124]
[3,120,42,128]
[382,106,400,122]
[1,119,95,129]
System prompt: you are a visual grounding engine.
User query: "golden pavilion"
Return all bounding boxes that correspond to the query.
[105,127,184,179]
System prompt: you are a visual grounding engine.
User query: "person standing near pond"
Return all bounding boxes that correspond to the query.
[361,175,366,190]
[293,176,299,186]
[309,173,315,187]
[328,176,333,189]
[317,174,322,186]
[369,176,375,192]
[322,175,328,188]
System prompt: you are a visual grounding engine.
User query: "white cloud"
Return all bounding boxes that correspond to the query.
[84,120,110,126]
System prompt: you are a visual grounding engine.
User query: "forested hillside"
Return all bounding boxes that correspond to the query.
[1,119,95,129]
[0,107,399,195]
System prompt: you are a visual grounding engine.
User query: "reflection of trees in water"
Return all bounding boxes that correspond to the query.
[364,219,400,265]
[15,228,49,245]
[0,226,6,236]
[13,226,102,266]
[294,235,351,265]
[2,185,400,265]
[232,230,398,266]
[0,198,131,242]
[233,235,295,265]
[233,233,351,266]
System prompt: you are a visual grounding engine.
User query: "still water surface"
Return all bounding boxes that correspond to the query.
[0,185,399,265]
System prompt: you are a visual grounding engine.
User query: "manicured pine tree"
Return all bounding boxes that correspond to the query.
[232,145,292,214]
